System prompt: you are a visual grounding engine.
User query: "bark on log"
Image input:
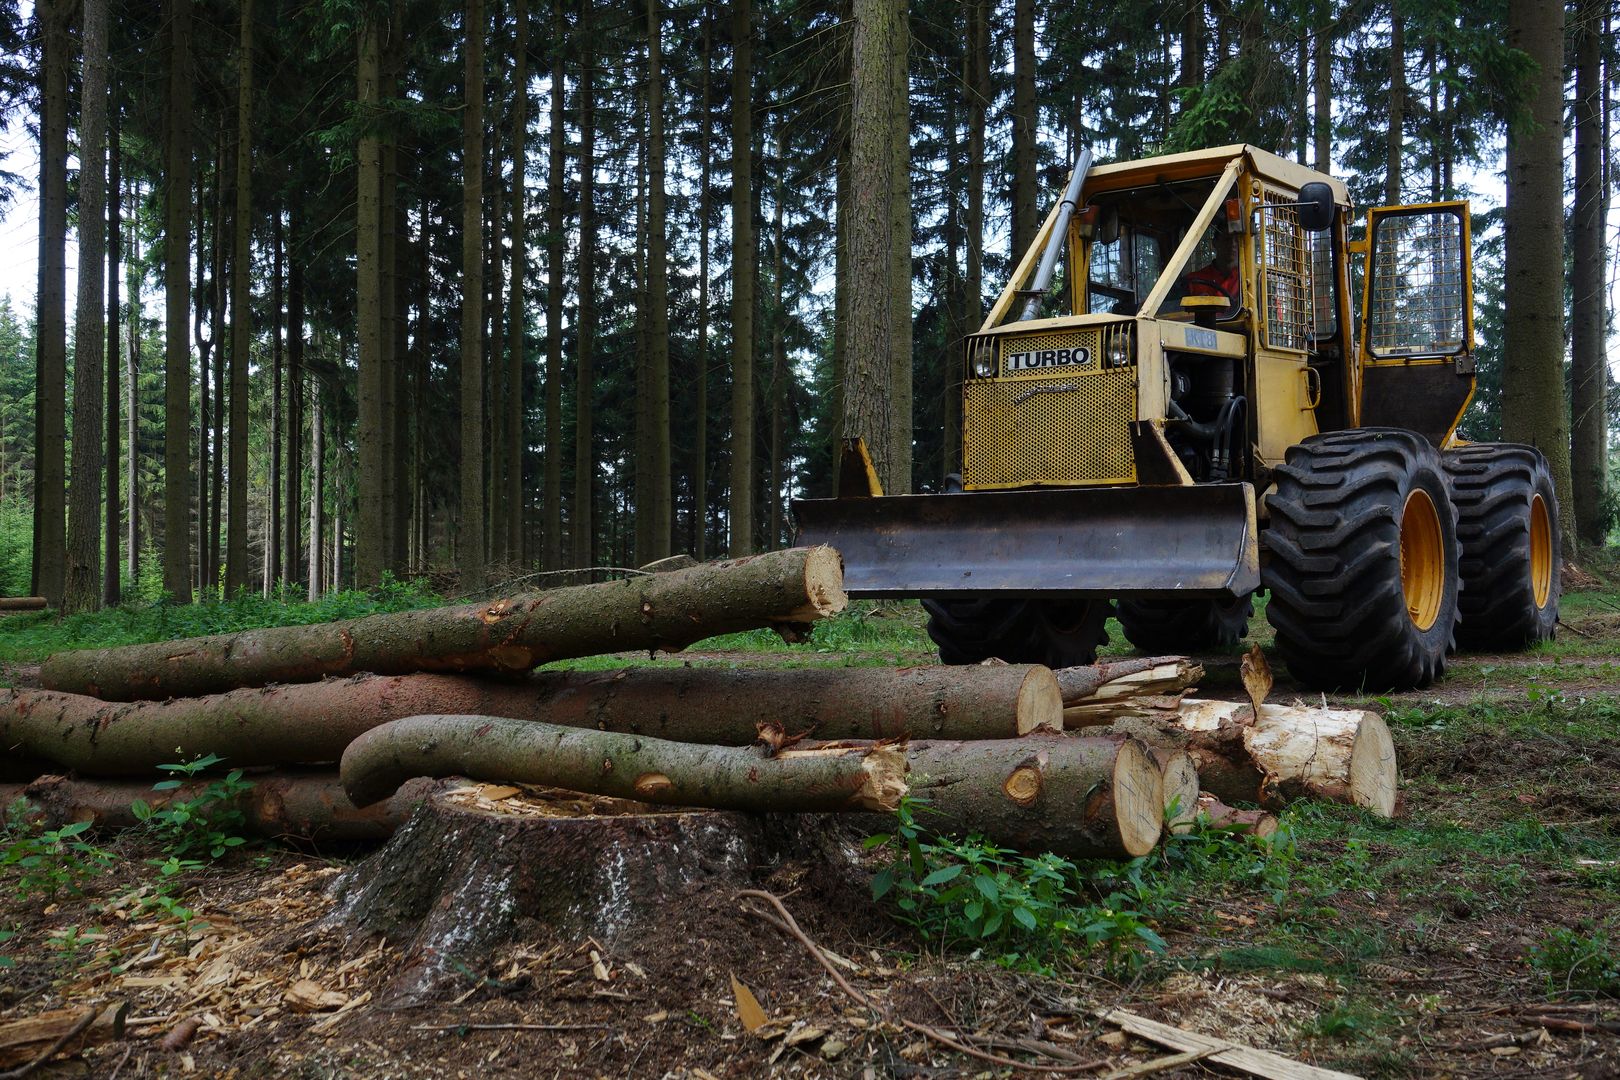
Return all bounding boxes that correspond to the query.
[326,789,868,1005]
[341,714,908,813]
[0,596,48,612]
[39,546,847,701]
[0,773,447,841]
[1194,792,1277,838]
[2,663,1055,777]
[1112,699,1397,816]
[902,735,1163,859]
[1153,749,1200,836]
[0,1001,127,1068]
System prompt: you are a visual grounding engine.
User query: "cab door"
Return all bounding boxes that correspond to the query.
[1355,201,1475,447]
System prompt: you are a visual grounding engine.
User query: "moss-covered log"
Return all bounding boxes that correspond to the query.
[341,714,908,813]
[902,735,1162,859]
[39,546,847,701]
[0,772,446,841]
[1112,699,1397,816]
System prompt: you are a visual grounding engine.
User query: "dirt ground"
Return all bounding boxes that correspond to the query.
[4,583,1620,1078]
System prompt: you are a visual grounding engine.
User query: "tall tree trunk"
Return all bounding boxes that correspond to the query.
[486,103,506,567]
[209,142,225,592]
[163,0,194,604]
[767,121,785,548]
[942,65,963,481]
[104,102,122,606]
[1501,0,1575,548]
[285,213,305,586]
[831,130,848,470]
[308,385,324,600]
[380,19,402,577]
[65,0,111,614]
[844,0,911,493]
[1384,0,1403,204]
[267,211,283,594]
[195,172,212,595]
[509,0,530,566]
[1312,0,1330,172]
[694,2,712,560]
[1011,0,1037,260]
[541,0,565,572]
[1570,0,1607,547]
[125,175,141,589]
[728,0,755,555]
[460,0,487,591]
[226,0,253,595]
[887,2,912,492]
[636,0,672,564]
[1180,0,1203,99]
[572,16,596,570]
[33,0,70,608]
[356,14,385,589]
[965,0,986,345]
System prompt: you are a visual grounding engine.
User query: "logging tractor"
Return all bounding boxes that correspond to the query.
[796,144,1561,690]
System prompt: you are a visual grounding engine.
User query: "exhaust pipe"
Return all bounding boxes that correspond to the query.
[1018,147,1094,322]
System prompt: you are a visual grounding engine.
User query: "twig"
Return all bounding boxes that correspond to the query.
[1556,618,1594,638]
[735,889,1105,1074]
[1101,1048,1217,1079]
[410,1023,611,1033]
[0,1007,98,1080]
[106,1044,135,1080]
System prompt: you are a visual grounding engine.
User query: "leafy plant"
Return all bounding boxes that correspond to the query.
[1528,925,1620,998]
[1,811,116,901]
[131,753,254,859]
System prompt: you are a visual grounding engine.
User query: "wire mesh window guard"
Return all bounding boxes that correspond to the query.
[1256,195,1313,352]
[1367,211,1466,357]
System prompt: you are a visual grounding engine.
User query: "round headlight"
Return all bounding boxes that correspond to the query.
[1107,333,1130,367]
[971,348,995,378]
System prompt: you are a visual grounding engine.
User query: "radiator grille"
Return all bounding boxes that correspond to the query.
[962,367,1137,487]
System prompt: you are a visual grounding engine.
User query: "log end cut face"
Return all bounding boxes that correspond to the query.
[1348,712,1398,817]
[795,545,851,620]
[1014,666,1064,735]
[1113,737,1164,858]
[1156,751,1201,836]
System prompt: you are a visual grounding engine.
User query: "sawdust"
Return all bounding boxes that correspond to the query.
[1153,971,1324,1049]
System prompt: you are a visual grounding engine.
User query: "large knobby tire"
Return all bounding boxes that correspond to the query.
[1442,443,1560,650]
[1116,595,1253,655]
[1262,428,1460,690]
[922,598,1112,669]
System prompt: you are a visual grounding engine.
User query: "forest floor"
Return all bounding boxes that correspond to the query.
[2,570,1619,1078]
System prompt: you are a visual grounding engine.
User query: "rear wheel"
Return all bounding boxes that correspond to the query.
[923,598,1112,669]
[1116,595,1253,655]
[1262,428,1460,690]
[1442,443,1560,649]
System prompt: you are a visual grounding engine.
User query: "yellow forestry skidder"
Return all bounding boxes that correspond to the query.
[796,144,1560,690]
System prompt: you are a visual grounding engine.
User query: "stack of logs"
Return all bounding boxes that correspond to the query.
[1,546,1397,862]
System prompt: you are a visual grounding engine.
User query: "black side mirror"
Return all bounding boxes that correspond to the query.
[1298,182,1335,233]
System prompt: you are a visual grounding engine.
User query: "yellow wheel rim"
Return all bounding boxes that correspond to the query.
[1530,493,1552,608]
[1400,489,1444,632]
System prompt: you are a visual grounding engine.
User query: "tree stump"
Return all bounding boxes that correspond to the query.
[325,784,865,1006]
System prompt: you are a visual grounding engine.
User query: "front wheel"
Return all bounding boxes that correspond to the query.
[1443,443,1560,649]
[922,598,1112,669]
[1262,428,1460,690]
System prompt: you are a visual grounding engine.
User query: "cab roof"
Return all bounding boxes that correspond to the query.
[1084,144,1350,206]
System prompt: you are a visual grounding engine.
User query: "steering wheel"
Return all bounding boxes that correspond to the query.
[1090,283,1135,308]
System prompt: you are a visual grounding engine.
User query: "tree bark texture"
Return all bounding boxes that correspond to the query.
[64,0,111,615]
[2,663,1054,775]
[1312,0,1331,172]
[33,0,70,608]
[1110,699,1397,816]
[125,174,142,588]
[340,714,907,812]
[0,1001,127,1070]
[0,597,47,611]
[1384,0,1404,203]
[508,0,530,565]
[357,15,386,590]
[105,109,122,607]
[1570,0,1607,548]
[1500,0,1575,548]
[693,4,712,560]
[267,212,283,593]
[460,0,487,590]
[571,13,596,570]
[635,0,672,565]
[904,735,1163,859]
[1,773,446,843]
[285,214,305,585]
[307,387,324,599]
[729,0,755,554]
[1011,0,1037,262]
[41,546,847,700]
[225,0,253,594]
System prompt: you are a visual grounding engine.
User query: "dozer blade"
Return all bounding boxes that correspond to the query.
[792,483,1260,600]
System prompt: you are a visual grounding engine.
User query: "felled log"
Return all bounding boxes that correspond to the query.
[1193,793,1277,838]
[341,715,908,814]
[835,735,1162,859]
[0,596,47,612]
[1153,750,1200,836]
[1113,698,1397,816]
[0,1001,126,1068]
[39,546,847,701]
[0,773,448,841]
[1054,656,1203,727]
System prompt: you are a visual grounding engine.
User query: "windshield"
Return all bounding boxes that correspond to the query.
[1077,178,1236,320]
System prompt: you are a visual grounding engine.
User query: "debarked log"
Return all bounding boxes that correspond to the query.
[0,773,448,841]
[340,715,908,813]
[1112,699,1397,816]
[39,546,847,701]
